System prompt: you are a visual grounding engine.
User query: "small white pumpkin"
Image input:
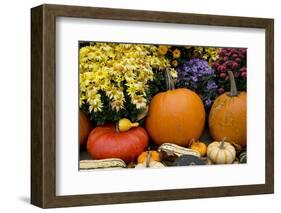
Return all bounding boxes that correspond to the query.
[207,139,236,164]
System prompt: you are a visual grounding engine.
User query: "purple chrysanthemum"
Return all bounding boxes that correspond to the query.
[176,58,218,109]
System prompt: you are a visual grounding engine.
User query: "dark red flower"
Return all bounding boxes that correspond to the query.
[241,72,247,78]
[211,62,219,69]
[239,53,245,59]
[218,65,226,72]
[235,58,241,63]
[232,62,239,69]
[240,48,247,55]
[240,67,246,73]
[225,60,233,68]
[230,49,238,55]
[219,49,226,57]
[220,73,226,78]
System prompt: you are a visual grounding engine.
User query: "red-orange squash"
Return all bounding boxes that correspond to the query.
[87,124,148,163]
[209,71,247,146]
[145,69,205,147]
[79,110,93,147]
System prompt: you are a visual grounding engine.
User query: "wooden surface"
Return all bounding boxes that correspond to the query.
[31,4,274,208]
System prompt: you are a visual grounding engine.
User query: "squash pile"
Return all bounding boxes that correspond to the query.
[79,70,247,170]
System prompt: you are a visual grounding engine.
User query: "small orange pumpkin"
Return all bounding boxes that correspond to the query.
[209,71,246,146]
[145,69,205,147]
[190,139,207,157]
[137,151,160,164]
[79,110,93,147]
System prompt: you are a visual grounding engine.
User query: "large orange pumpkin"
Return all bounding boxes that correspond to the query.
[209,71,247,146]
[145,69,205,147]
[87,124,148,163]
[79,110,93,147]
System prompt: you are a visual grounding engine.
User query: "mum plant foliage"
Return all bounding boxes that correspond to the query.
[79,42,177,125]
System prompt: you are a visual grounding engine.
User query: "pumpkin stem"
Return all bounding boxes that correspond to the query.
[165,68,175,90]
[219,137,226,149]
[227,71,238,97]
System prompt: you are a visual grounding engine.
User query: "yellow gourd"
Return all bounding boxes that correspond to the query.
[118,118,139,131]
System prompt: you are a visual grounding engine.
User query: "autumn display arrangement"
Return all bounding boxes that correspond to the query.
[79,42,247,170]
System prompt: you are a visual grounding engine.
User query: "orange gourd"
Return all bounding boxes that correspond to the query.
[209,71,247,146]
[137,151,160,164]
[190,139,207,157]
[145,69,205,147]
[79,110,93,147]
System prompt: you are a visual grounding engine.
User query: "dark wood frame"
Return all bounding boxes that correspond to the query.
[31,4,274,208]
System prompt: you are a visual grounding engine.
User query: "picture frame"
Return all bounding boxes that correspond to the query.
[31,4,274,208]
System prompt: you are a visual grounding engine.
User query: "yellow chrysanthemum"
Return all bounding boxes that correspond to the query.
[172,49,181,58]
[79,42,175,113]
[131,95,147,109]
[158,45,169,55]
[194,47,220,64]
[170,69,178,78]
[171,60,178,67]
